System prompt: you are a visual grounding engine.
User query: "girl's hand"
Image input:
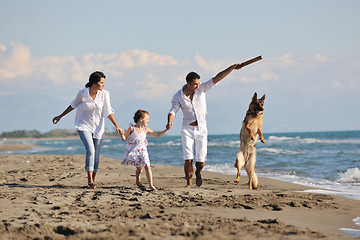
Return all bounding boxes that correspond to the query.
[121,126,133,141]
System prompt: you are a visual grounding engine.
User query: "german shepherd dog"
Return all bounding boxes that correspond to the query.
[234,92,265,190]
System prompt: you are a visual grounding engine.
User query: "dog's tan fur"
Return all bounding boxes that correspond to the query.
[234,92,265,190]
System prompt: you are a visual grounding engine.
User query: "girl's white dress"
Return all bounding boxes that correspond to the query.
[121,129,150,167]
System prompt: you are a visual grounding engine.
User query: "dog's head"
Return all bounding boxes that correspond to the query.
[248,92,265,116]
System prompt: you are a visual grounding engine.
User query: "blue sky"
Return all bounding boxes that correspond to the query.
[0,0,359,135]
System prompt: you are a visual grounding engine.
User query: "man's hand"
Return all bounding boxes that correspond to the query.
[235,64,242,70]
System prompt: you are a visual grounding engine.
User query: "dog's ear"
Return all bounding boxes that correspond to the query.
[252,92,257,100]
[261,94,265,101]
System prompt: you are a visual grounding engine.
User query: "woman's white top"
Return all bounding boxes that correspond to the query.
[70,88,114,139]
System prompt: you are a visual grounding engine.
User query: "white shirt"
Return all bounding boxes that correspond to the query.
[71,88,114,139]
[169,78,215,131]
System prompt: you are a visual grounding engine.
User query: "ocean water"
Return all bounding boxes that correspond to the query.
[1,130,360,200]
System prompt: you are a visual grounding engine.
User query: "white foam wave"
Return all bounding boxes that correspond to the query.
[207,140,240,147]
[337,168,360,183]
[1,147,52,154]
[204,163,360,200]
[267,136,360,145]
[339,217,360,238]
[268,136,297,142]
[148,141,182,146]
[258,147,303,155]
[204,163,238,175]
[102,143,124,149]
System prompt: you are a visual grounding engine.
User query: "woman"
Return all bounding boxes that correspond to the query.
[52,71,124,189]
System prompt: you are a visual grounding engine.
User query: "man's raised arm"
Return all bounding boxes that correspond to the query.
[212,64,242,84]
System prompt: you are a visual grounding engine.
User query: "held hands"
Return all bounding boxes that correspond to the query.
[116,126,125,135]
[166,122,173,130]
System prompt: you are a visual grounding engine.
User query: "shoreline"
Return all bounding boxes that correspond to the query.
[1,142,359,201]
[1,153,359,239]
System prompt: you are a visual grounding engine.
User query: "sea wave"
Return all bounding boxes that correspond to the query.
[147,141,182,147]
[337,168,360,183]
[204,163,360,200]
[257,147,303,155]
[339,217,360,238]
[207,140,239,147]
[267,136,360,145]
[204,163,238,175]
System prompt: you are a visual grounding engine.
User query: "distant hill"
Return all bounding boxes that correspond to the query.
[0,129,78,139]
[0,129,161,139]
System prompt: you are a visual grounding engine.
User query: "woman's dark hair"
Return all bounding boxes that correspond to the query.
[85,71,106,88]
[186,71,200,84]
[133,109,149,123]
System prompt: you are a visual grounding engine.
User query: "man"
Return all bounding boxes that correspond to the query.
[167,64,242,187]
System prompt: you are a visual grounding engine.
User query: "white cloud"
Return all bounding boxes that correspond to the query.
[128,49,179,67]
[0,44,6,51]
[312,53,331,62]
[0,42,357,103]
[0,43,182,88]
[0,91,12,96]
[194,53,225,73]
[0,42,359,134]
[269,54,334,70]
[259,68,279,81]
[35,55,85,84]
[279,54,295,64]
[349,81,359,90]
[0,42,33,79]
[332,81,345,90]
[135,73,170,98]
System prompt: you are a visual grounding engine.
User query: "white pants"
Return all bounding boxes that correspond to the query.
[181,125,207,162]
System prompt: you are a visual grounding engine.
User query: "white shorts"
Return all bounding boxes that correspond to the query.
[181,125,207,162]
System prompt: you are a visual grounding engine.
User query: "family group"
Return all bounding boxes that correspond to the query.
[52,63,243,190]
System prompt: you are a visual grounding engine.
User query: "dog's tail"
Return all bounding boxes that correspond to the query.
[234,151,242,168]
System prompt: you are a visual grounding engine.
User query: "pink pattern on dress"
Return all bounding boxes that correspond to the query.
[121,129,150,167]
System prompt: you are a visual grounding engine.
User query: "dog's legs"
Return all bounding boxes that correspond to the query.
[234,151,245,183]
[244,152,258,190]
[245,123,256,140]
[257,127,265,143]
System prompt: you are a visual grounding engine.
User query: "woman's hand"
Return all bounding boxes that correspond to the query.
[52,106,73,124]
[116,126,124,135]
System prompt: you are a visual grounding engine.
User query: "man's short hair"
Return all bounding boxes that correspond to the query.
[186,72,200,84]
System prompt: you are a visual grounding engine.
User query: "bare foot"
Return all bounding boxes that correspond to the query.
[137,182,146,190]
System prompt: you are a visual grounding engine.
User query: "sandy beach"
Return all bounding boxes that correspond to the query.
[0,144,359,239]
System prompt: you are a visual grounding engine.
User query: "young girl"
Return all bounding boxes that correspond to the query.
[121,110,168,190]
